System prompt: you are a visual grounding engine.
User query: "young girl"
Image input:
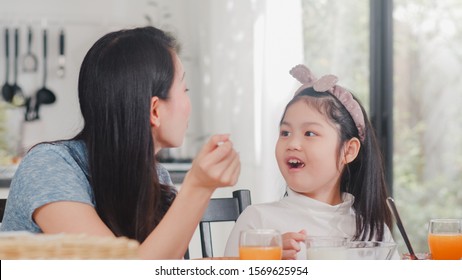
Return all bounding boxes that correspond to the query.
[224,64,395,260]
[1,26,241,259]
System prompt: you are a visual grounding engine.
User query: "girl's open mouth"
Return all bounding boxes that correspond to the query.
[287,158,305,169]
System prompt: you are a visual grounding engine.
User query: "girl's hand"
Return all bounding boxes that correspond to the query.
[183,134,241,191]
[281,230,306,260]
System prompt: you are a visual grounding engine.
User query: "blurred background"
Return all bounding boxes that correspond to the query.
[0,0,461,258]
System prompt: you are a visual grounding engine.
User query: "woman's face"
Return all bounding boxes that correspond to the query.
[275,99,345,205]
[153,53,191,150]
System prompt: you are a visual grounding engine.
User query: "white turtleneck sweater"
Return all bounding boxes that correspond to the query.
[224,188,398,259]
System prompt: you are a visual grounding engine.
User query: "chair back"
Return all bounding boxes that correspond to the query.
[199,189,251,258]
[0,198,6,222]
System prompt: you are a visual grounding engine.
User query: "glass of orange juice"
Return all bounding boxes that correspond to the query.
[428,219,462,260]
[239,229,282,260]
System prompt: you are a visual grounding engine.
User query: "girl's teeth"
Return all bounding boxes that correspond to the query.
[288,159,305,168]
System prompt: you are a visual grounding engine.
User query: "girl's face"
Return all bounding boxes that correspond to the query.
[153,53,191,150]
[275,99,346,205]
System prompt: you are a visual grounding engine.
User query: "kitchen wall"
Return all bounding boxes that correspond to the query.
[0,0,304,258]
[0,0,173,152]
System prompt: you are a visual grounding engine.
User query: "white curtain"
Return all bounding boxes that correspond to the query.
[181,0,304,203]
[177,0,304,258]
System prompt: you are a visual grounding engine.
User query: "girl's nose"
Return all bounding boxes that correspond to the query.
[287,136,302,150]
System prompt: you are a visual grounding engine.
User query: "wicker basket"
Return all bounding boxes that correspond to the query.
[0,233,140,259]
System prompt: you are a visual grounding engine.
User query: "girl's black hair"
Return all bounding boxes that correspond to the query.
[74,26,178,242]
[280,87,392,241]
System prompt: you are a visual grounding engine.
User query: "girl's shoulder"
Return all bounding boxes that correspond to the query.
[241,199,288,217]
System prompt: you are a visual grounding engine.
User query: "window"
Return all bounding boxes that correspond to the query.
[393,0,462,253]
[302,0,462,255]
[301,0,370,107]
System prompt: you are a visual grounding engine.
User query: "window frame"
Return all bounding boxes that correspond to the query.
[369,0,394,195]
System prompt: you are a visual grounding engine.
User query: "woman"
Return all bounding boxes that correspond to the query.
[1,26,241,259]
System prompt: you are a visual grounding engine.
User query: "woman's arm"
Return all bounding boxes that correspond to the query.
[35,134,240,259]
[33,201,114,236]
[139,134,240,259]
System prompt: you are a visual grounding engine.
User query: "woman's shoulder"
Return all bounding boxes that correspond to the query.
[3,140,93,232]
[27,140,85,156]
[16,140,88,180]
[22,140,82,161]
[156,163,174,186]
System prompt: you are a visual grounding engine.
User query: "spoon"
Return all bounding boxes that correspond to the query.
[386,197,418,260]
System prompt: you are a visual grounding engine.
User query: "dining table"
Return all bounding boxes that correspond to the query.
[0,232,139,259]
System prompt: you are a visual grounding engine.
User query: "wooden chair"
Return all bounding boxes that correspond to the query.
[0,198,6,222]
[193,189,251,258]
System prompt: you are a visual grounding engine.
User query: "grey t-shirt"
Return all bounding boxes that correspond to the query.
[0,140,173,232]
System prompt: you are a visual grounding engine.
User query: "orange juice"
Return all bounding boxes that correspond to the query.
[428,234,462,260]
[239,246,282,260]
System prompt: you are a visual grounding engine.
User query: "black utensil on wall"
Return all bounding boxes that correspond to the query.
[1,28,14,103]
[37,29,56,105]
[57,29,65,78]
[25,28,56,121]
[11,28,25,107]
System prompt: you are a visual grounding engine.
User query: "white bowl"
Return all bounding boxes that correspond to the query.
[305,236,348,260]
[346,241,397,260]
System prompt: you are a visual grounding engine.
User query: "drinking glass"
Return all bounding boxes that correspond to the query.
[428,219,462,260]
[305,236,348,260]
[239,229,282,260]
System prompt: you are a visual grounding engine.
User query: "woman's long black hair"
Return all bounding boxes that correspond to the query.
[281,87,392,241]
[74,26,177,242]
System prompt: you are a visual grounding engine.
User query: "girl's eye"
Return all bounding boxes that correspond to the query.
[280,130,290,137]
[185,88,190,93]
[305,131,316,137]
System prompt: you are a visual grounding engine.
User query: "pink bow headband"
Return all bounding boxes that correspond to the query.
[289,64,366,142]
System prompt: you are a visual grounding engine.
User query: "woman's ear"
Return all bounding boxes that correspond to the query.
[150,96,161,127]
[343,137,361,164]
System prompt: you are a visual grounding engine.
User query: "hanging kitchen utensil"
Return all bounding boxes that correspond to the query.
[24,94,39,121]
[11,28,25,107]
[26,28,56,121]
[1,28,14,103]
[22,26,38,73]
[37,29,56,104]
[57,29,65,78]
